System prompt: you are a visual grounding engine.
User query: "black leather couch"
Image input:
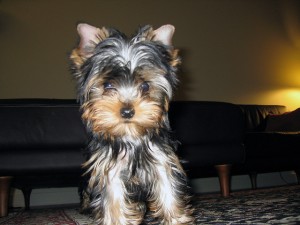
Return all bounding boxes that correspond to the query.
[0,99,87,216]
[0,99,245,217]
[1,99,299,217]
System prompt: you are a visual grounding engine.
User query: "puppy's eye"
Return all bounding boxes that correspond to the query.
[103,82,114,90]
[140,82,149,93]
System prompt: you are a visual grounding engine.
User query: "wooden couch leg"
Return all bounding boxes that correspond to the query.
[0,176,12,217]
[215,164,231,197]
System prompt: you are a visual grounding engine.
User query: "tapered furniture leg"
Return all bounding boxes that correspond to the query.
[249,172,258,189]
[0,176,12,217]
[295,170,300,185]
[21,188,32,210]
[215,164,231,197]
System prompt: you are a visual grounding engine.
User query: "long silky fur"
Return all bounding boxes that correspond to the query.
[70,24,194,225]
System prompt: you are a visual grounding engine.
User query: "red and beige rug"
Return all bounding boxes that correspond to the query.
[0,207,95,225]
[1,185,300,225]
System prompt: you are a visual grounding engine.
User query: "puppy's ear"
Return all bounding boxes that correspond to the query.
[153,25,180,69]
[153,24,175,46]
[70,23,109,68]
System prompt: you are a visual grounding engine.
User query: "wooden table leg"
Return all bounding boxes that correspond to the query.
[0,176,13,217]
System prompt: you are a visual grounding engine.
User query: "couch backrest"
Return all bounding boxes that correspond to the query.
[169,101,244,145]
[239,105,286,132]
[0,99,246,149]
[0,99,87,150]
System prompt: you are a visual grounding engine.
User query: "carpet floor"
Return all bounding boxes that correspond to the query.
[1,185,300,225]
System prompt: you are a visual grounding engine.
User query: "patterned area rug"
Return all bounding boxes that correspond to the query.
[195,185,300,224]
[1,185,300,225]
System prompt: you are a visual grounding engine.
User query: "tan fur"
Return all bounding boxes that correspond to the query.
[95,27,110,42]
[171,49,181,67]
[82,96,163,138]
[70,49,85,69]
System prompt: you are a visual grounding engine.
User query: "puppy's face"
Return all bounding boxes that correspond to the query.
[70,24,180,138]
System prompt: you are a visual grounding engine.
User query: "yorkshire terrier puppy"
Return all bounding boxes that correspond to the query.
[70,23,194,225]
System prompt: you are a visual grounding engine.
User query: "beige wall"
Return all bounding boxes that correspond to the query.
[1,0,300,110]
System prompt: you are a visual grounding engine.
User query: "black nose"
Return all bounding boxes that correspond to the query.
[120,107,135,119]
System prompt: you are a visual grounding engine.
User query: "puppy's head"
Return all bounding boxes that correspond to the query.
[70,23,180,139]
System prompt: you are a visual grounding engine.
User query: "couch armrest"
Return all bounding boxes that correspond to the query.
[265,108,300,132]
[239,104,286,132]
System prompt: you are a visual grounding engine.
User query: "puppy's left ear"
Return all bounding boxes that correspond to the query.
[153,24,175,46]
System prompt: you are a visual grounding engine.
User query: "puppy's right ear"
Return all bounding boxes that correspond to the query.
[153,24,175,46]
[70,23,109,68]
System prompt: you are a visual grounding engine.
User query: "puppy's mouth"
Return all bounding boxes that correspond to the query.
[123,119,133,123]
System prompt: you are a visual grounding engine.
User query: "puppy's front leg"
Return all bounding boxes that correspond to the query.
[99,164,145,225]
[147,152,195,225]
